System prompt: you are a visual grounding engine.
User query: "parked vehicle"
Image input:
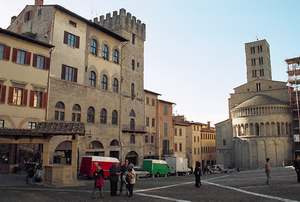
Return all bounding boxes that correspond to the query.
[79,156,120,178]
[133,166,150,179]
[165,157,190,175]
[143,159,170,177]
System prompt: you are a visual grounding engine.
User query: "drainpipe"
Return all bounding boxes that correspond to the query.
[45,47,54,121]
[119,41,128,162]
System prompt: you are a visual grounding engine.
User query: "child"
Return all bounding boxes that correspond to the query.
[93,163,105,199]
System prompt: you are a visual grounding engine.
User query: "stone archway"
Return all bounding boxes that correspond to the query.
[53,141,72,165]
[86,141,105,156]
[109,139,120,159]
[126,151,138,165]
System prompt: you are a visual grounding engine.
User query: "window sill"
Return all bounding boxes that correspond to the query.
[7,103,27,107]
[13,62,30,66]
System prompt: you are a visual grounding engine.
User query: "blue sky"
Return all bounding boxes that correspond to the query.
[1,0,299,124]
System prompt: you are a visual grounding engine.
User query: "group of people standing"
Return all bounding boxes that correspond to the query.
[92,159,136,199]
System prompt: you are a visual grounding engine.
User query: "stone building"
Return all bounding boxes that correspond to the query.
[173,118,190,158]
[157,100,174,158]
[174,116,216,168]
[216,39,293,170]
[144,89,160,159]
[200,122,216,166]
[0,28,53,172]
[8,1,146,165]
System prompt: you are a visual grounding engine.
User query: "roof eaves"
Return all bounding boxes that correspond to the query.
[0,28,54,48]
[48,5,128,42]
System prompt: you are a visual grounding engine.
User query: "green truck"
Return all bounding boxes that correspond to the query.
[143,159,170,177]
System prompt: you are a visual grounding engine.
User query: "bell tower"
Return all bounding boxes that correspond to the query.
[245,39,272,82]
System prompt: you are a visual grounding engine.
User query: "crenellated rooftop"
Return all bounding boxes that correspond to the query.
[93,8,146,41]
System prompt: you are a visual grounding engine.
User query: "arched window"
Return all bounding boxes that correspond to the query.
[90,39,98,55]
[129,109,136,117]
[100,108,107,124]
[130,118,135,130]
[88,141,104,149]
[89,71,96,87]
[110,139,119,146]
[130,134,135,144]
[255,123,260,136]
[131,83,135,99]
[55,102,65,121]
[101,74,108,90]
[87,107,95,123]
[113,78,119,93]
[72,104,81,122]
[102,44,109,60]
[277,122,281,136]
[112,110,118,125]
[113,49,119,64]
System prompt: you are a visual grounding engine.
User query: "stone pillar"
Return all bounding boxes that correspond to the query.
[42,142,50,166]
[71,135,78,181]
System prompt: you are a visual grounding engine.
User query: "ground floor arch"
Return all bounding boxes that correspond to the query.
[53,140,72,164]
[126,151,138,165]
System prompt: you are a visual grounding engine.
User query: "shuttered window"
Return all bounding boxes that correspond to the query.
[8,87,27,106]
[29,91,47,108]
[63,31,80,48]
[12,48,31,65]
[61,65,78,82]
[0,45,4,60]
[0,84,6,103]
[33,54,50,70]
[0,120,4,128]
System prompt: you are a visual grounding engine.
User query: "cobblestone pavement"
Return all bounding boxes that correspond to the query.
[0,167,299,202]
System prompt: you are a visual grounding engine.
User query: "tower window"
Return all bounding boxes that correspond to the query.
[132,33,136,45]
[260,69,264,77]
[256,83,261,92]
[250,47,255,54]
[259,57,264,65]
[251,58,256,66]
[132,59,135,70]
[252,70,257,78]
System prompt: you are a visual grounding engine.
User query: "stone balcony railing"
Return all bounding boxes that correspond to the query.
[122,125,146,134]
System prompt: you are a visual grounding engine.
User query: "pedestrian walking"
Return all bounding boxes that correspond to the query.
[293,155,300,183]
[194,161,202,188]
[126,167,136,197]
[265,158,271,185]
[119,159,129,195]
[92,163,105,199]
[25,162,36,184]
[109,164,119,196]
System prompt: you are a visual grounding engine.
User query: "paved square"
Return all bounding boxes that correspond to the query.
[0,167,299,202]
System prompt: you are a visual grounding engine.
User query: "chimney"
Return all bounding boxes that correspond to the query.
[35,0,44,6]
[207,121,211,129]
[10,16,17,24]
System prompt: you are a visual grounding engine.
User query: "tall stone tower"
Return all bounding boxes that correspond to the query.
[93,9,146,163]
[245,39,272,82]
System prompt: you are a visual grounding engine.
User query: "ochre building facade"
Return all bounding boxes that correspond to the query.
[8,1,146,165]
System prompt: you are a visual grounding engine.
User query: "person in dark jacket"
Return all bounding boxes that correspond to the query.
[25,162,36,184]
[294,155,300,183]
[119,159,129,195]
[194,161,202,188]
[109,164,119,196]
[92,163,105,199]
